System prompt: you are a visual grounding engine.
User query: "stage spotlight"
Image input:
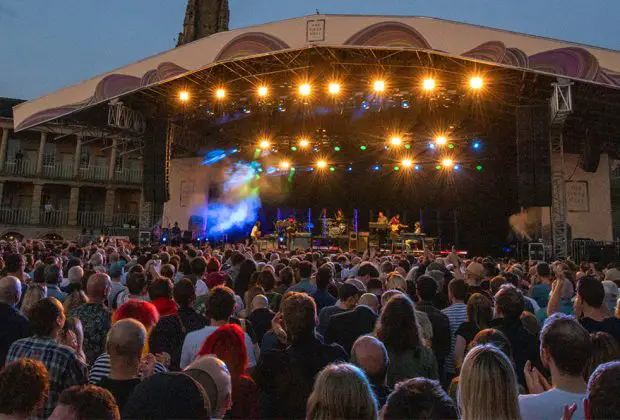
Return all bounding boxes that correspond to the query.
[373,80,385,92]
[476,164,483,171]
[298,138,310,148]
[435,165,441,170]
[372,165,381,171]
[329,166,335,172]
[448,143,455,149]
[347,166,353,172]
[259,139,270,149]
[334,146,341,152]
[422,78,436,91]
[393,166,400,171]
[469,76,484,90]
[279,160,291,170]
[258,86,268,97]
[405,144,411,149]
[316,160,328,169]
[299,83,311,96]
[435,135,448,146]
[290,146,297,151]
[178,90,190,102]
[402,159,413,168]
[328,82,341,95]
[215,88,226,99]
[360,145,367,151]
[442,158,454,168]
[454,164,461,171]
[414,164,421,171]
[390,136,403,147]
[473,140,481,149]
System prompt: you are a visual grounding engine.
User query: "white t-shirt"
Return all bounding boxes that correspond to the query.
[251,225,259,238]
[180,325,256,369]
[519,388,585,420]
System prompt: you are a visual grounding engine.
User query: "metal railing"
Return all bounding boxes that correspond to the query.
[112,213,138,227]
[77,211,104,228]
[79,166,108,181]
[42,163,73,179]
[3,160,36,177]
[114,168,142,184]
[39,209,69,226]
[0,208,31,225]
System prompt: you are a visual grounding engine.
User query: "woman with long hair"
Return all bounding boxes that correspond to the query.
[62,290,89,314]
[458,344,521,420]
[58,317,87,364]
[198,323,259,419]
[234,259,257,298]
[374,294,438,386]
[306,363,377,420]
[584,331,620,381]
[20,283,47,318]
[453,293,493,371]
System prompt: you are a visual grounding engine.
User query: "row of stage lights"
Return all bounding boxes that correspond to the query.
[271,159,484,172]
[177,75,485,103]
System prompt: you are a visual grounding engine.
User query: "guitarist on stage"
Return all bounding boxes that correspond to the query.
[250,221,261,245]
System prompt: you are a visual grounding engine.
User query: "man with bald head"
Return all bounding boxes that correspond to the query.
[184,355,232,418]
[97,319,147,411]
[0,276,30,368]
[351,335,391,408]
[70,273,112,364]
[248,294,275,343]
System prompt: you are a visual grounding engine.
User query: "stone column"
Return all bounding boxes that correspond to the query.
[108,138,118,181]
[73,136,82,178]
[36,132,47,176]
[30,183,43,224]
[103,187,116,226]
[0,128,9,172]
[68,186,80,226]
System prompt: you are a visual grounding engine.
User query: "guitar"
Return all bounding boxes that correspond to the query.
[390,224,409,233]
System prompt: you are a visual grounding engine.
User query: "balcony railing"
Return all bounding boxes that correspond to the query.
[114,168,142,184]
[39,209,69,226]
[77,211,105,227]
[112,213,138,227]
[0,208,31,225]
[42,164,73,180]
[79,166,108,181]
[3,160,36,177]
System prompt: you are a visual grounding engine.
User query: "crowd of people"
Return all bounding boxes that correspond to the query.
[0,238,620,419]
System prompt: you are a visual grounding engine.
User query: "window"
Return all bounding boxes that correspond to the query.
[115,153,124,172]
[79,148,90,169]
[43,144,56,167]
[7,138,20,161]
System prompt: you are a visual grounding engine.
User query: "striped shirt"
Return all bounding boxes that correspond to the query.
[441,302,468,374]
[89,352,168,384]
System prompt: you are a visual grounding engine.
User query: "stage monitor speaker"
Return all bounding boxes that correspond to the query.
[579,129,600,173]
[516,105,551,207]
[293,235,311,250]
[143,119,172,203]
[349,232,369,252]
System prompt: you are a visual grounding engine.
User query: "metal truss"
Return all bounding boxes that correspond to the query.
[549,80,572,259]
[107,100,146,134]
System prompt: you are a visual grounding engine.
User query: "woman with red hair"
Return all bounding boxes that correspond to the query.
[198,323,259,419]
[204,257,229,288]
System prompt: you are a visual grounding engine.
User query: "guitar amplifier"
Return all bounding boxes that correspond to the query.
[349,232,369,252]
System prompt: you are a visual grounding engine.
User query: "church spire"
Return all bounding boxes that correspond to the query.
[177,0,230,47]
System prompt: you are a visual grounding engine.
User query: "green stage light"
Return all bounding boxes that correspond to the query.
[476,165,483,171]
[435,165,441,170]
[334,146,341,152]
[329,166,335,172]
[360,145,367,150]
[405,144,411,149]
[291,146,297,151]
[393,166,400,171]
[448,143,455,149]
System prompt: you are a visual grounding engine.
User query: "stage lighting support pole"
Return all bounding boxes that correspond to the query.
[549,79,572,260]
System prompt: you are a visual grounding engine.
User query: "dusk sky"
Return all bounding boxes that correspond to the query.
[1,0,619,100]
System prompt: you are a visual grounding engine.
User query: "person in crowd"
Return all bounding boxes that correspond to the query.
[519,313,591,419]
[575,361,620,420]
[318,282,362,336]
[306,363,377,420]
[6,298,87,418]
[233,259,257,300]
[20,283,46,319]
[311,264,337,312]
[63,266,84,294]
[181,285,256,369]
[275,266,294,295]
[149,278,207,371]
[49,385,120,420]
[148,277,178,316]
[247,294,275,344]
[350,335,391,408]
[256,269,281,311]
[96,319,149,411]
[464,261,489,298]
[521,311,541,337]
[198,323,259,418]
[286,260,316,294]
[58,317,87,365]
[0,359,49,420]
[44,265,66,303]
[204,256,228,288]
[415,275,451,380]
[326,292,378,354]
[106,264,126,311]
[225,252,246,286]
[442,278,468,379]
[184,355,231,419]
[491,284,541,387]
[116,270,149,307]
[375,294,438,386]
[573,275,620,341]
[583,331,620,381]
[62,290,88,314]
[458,344,521,420]
[453,293,493,371]
[530,262,553,308]
[253,292,348,418]
[357,261,381,286]
[69,273,112,365]
[0,276,30,369]
[382,377,458,419]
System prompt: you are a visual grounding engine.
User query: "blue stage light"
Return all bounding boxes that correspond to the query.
[473,140,481,149]
[162,237,167,242]
[429,143,436,150]
[414,165,421,171]
[373,165,380,171]
[347,166,353,172]
[454,164,460,171]
[401,100,409,108]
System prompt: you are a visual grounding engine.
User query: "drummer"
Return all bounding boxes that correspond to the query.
[335,209,345,223]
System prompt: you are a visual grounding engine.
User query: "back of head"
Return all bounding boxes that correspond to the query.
[0,359,49,417]
[358,293,379,313]
[122,373,209,419]
[207,285,236,322]
[585,331,620,380]
[173,278,196,308]
[251,294,268,312]
[198,324,247,379]
[489,276,507,297]
[126,271,147,295]
[257,270,277,291]
[30,297,63,336]
[386,273,406,292]
[206,257,221,273]
[458,345,520,420]
[106,319,146,362]
[281,292,317,341]
[536,262,551,277]
[541,313,591,377]
[383,378,458,420]
[375,294,422,353]
[190,257,208,277]
[315,265,333,290]
[466,293,493,330]
[494,284,525,321]
[54,385,120,420]
[44,265,62,285]
[448,278,468,302]
[0,275,21,305]
[86,273,110,301]
[5,253,24,274]
[358,262,380,279]
[114,300,159,332]
[148,278,174,301]
[577,275,605,309]
[299,260,313,279]
[306,363,377,420]
[68,266,84,284]
[184,355,231,418]
[587,361,620,420]
[350,335,388,385]
[416,275,438,301]
[471,328,513,361]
